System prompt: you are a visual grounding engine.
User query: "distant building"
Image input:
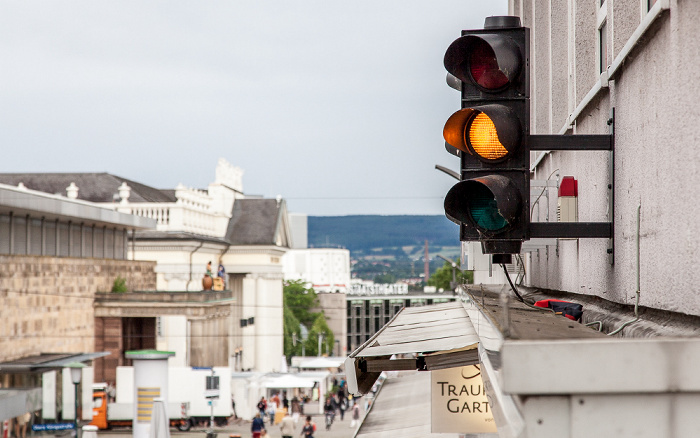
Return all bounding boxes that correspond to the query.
[0,182,156,423]
[0,159,292,375]
[282,247,350,293]
[345,282,456,353]
[282,213,351,356]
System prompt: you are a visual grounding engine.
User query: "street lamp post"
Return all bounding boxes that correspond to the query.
[66,362,86,438]
[436,254,459,291]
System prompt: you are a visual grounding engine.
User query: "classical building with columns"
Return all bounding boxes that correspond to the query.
[0,159,291,376]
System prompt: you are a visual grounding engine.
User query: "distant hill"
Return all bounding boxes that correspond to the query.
[308,215,460,256]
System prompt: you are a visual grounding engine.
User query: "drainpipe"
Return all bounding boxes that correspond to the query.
[186,242,205,291]
[219,243,231,266]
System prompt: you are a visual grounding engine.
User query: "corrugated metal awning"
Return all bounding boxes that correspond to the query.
[0,352,110,373]
[354,371,460,438]
[345,301,479,396]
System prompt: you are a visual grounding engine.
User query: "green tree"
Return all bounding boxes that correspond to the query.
[283,280,334,361]
[427,261,473,290]
[304,313,335,357]
[373,273,396,284]
[284,279,319,327]
[283,293,303,358]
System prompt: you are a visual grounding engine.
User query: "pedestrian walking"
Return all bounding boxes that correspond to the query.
[323,397,335,430]
[251,413,265,438]
[300,416,315,438]
[280,410,295,438]
[350,401,360,428]
[257,397,267,423]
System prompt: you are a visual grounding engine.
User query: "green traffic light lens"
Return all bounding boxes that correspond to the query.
[469,184,508,231]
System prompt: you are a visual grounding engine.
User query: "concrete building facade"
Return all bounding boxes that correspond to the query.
[514,0,699,320]
[0,183,156,423]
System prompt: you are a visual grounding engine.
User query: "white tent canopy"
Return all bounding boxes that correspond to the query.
[298,357,344,369]
[261,374,316,389]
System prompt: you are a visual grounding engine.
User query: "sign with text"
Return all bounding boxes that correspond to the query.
[32,423,75,432]
[431,365,497,434]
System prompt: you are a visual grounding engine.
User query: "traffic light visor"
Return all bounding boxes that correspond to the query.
[444,34,522,92]
[469,38,508,90]
[445,175,522,234]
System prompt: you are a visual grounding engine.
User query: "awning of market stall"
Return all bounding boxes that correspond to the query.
[345,301,480,396]
[261,373,317,389]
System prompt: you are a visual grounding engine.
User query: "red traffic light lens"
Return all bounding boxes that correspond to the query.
[469,39,509,90]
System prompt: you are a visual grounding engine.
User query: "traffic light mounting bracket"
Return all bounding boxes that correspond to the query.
[528,108,615,264]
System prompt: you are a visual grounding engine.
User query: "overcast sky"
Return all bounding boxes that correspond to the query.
[0,1,506,216]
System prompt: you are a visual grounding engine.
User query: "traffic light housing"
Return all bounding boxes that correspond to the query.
[443,16,530,255]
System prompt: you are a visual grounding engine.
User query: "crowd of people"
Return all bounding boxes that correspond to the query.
[251,378,363,438]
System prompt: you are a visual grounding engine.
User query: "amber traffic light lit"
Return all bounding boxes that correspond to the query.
[468,112,509,160]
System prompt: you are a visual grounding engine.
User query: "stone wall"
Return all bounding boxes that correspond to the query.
[0,255,156,362]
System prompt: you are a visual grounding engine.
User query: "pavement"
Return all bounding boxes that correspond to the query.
[78,414,360,438]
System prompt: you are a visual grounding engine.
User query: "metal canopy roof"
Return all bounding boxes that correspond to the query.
[355,371,460,438]
[345,301,479,396]
[0,352,110,373]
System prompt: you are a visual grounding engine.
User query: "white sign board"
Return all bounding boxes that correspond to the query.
[431,365,497,434]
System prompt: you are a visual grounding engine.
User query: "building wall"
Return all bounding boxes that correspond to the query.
[282,248,351,293]
[316,292,347,356]
[240,273,284,372]
[512,1,700,318]
[131,241,225,291]
[0,255,156,363]
[189,314,230,367]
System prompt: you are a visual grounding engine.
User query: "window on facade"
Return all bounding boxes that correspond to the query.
[94,227,104,258]
[347,318,352,334]
[104,228,114,258]
[0,215,10,254]
[70,223,81,257]
[58,223,70,257]
[83,228,93,258]
[411,299,426,308]
[647,0,657,11]
[355,318,360,333]
[13,217,27,255]
[599,22,609,74]
[29,219,42,255]
[114,230,125,260]
[374,316,380,333]
[45,221,56,256]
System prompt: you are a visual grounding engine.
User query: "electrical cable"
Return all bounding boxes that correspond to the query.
[500,263,524,302]
[530,168,560,220]
[501,264,556,315]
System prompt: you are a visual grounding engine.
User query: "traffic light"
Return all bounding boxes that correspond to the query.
[442,16,530,256]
